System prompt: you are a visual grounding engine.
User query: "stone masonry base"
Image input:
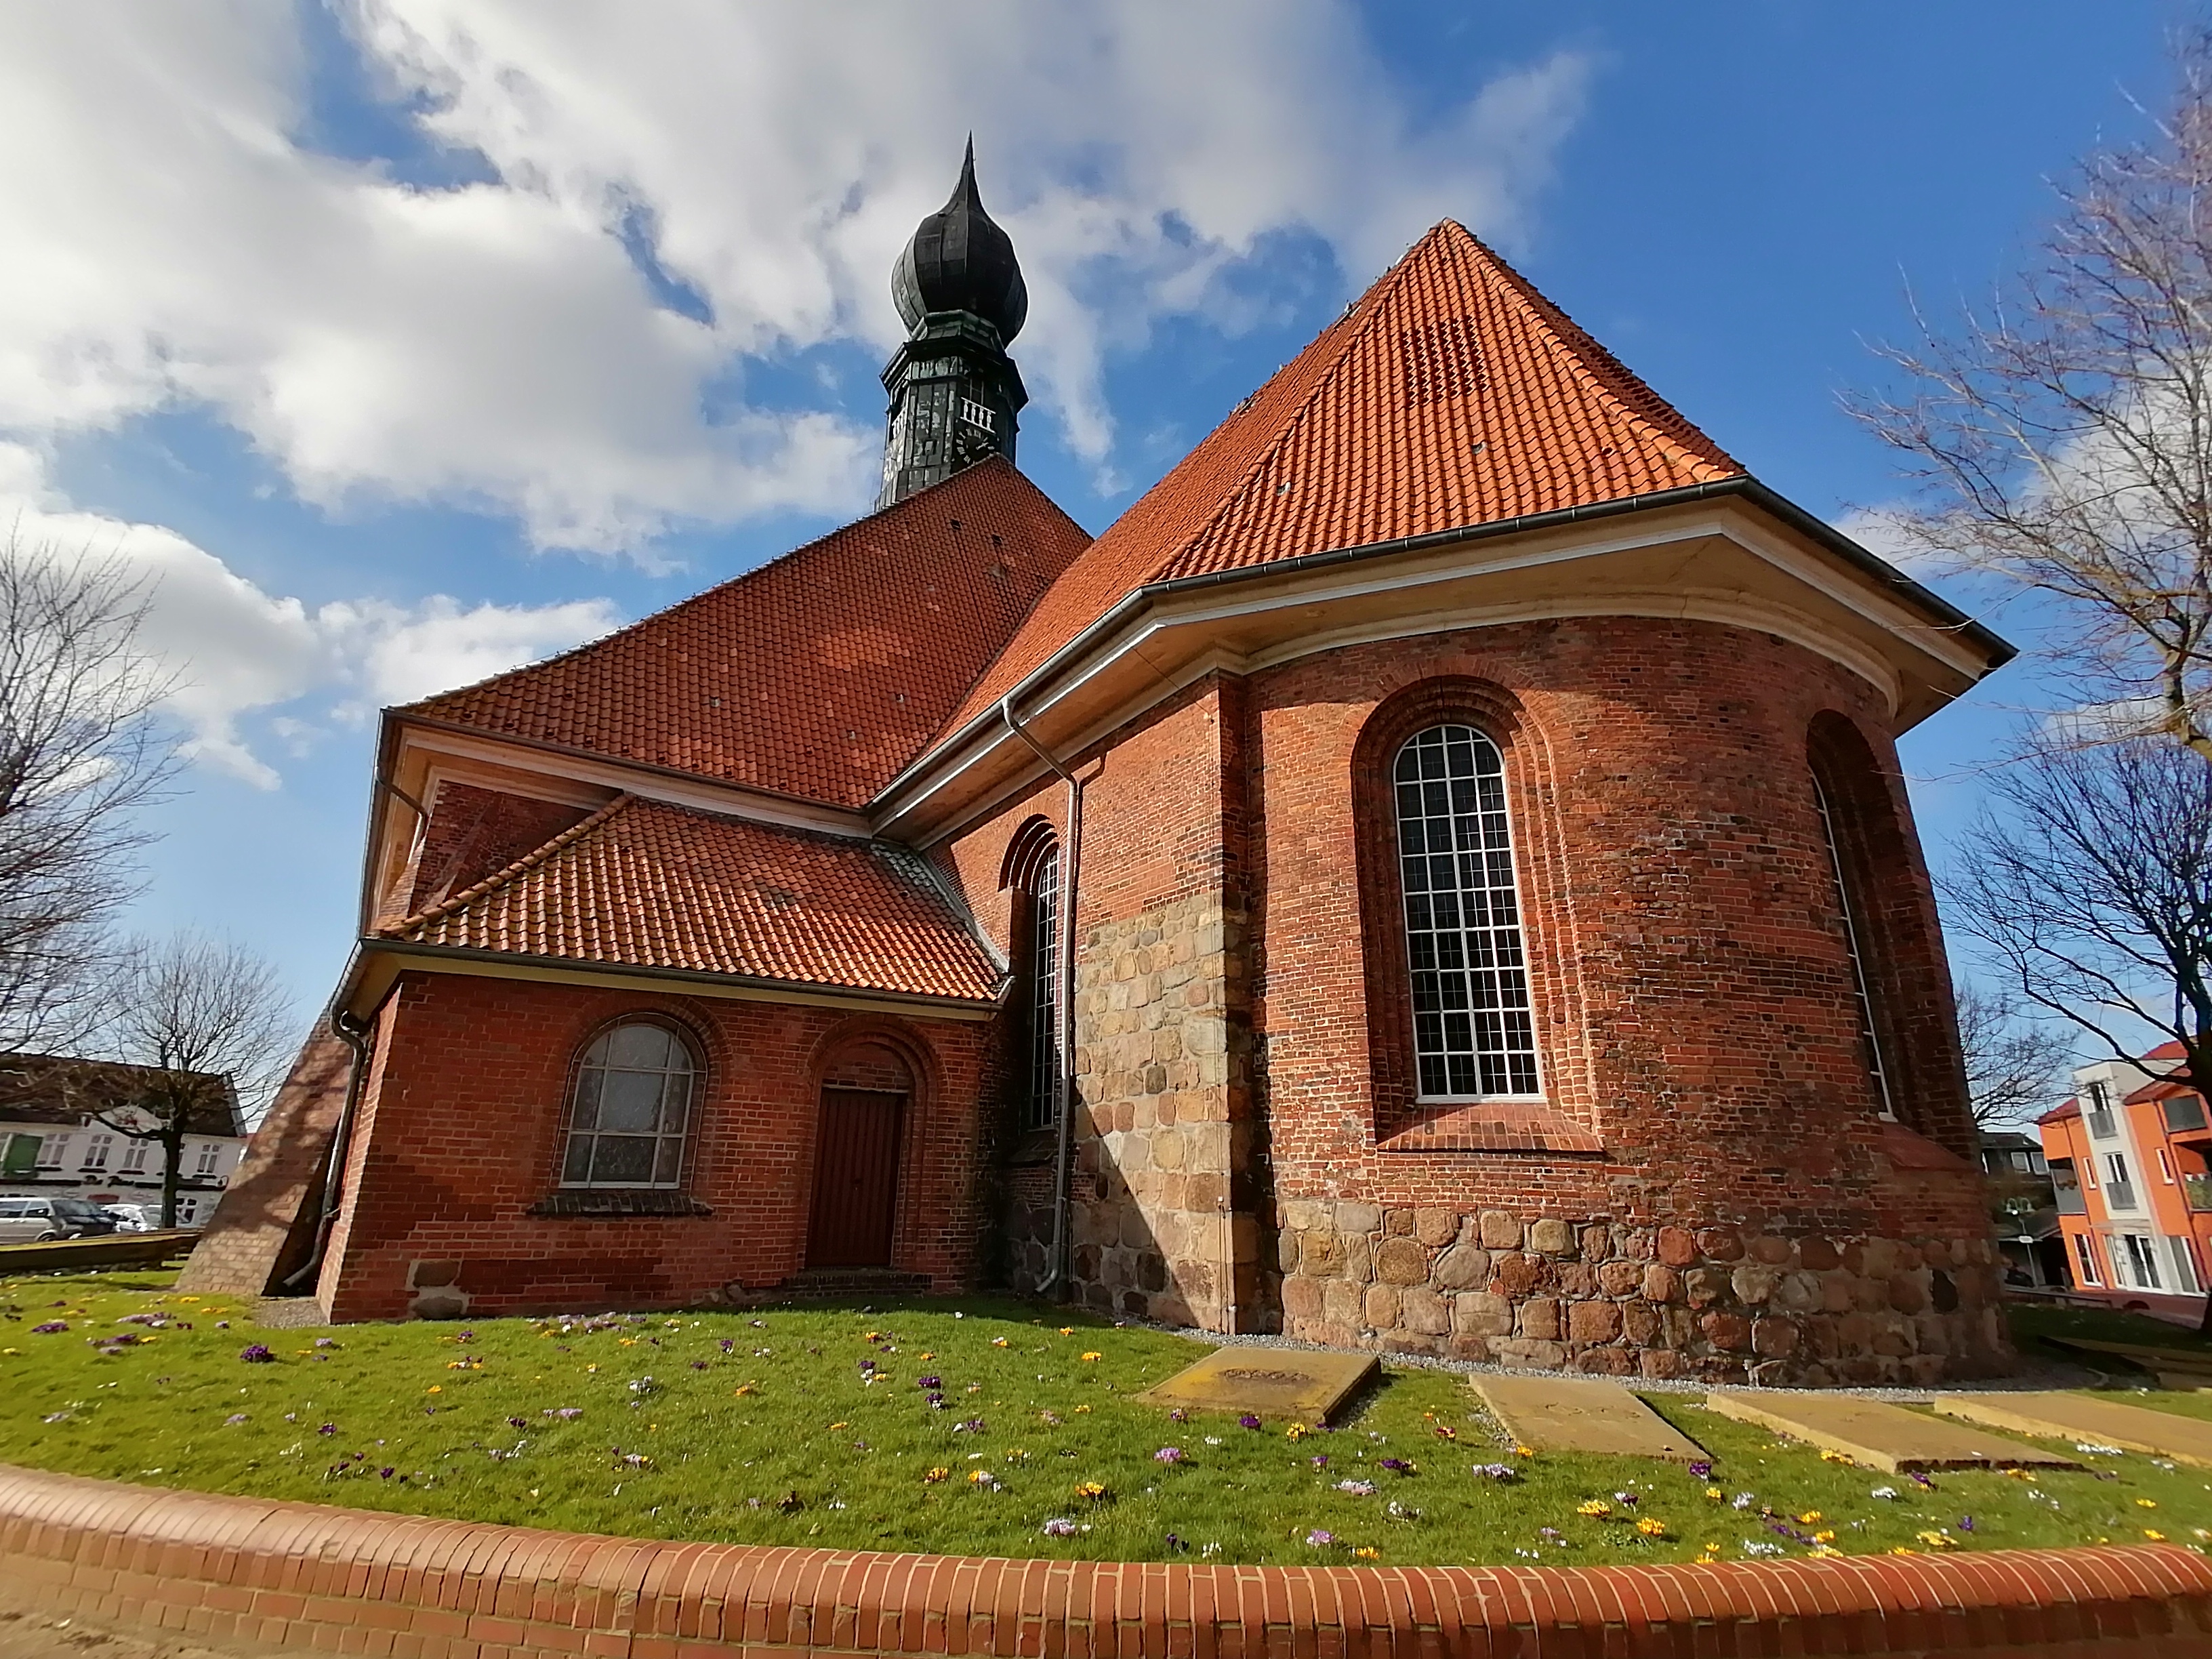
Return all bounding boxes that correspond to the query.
[1277,1203,2010,1386]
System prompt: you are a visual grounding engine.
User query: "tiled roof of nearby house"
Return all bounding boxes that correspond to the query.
[402,460,1090,810]
[2125,1073,2199,1105]
[936,219,1745,735]
[2036,1099,2081,1126]
[0,1054,245,1137]
[379,796,1002,1004]
[1980,1131,2039,1151]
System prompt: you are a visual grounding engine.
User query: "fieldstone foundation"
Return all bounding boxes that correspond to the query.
[1275,1202,2007,1386]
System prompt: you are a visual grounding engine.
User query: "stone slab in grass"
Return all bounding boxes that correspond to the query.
[1136,1346,1377,1424]
[1704,1391,2078,1473]
[1931,1391,2212,1467]
[1471,1374,1707,1462]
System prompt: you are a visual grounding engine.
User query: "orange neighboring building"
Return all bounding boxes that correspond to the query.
[2039,1041,2212,1317]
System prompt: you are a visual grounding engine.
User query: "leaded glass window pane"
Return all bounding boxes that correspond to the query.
[560,1022,695,1188]
[1025,847,1061,1133]
[1393,724,1540,1099]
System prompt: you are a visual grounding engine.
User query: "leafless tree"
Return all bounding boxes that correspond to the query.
[0,536,173,1048]
[1944,737,2212,1113]
[1954,978,2078,1131]
[91,934,293,1228]
[1848,30,2212,756]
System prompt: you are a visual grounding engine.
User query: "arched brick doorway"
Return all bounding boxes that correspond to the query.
[806,1042,914,1269]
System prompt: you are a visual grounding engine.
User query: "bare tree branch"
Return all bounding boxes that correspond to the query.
[1847,29,2212,756]
[1953,978,2078,1130]
[92,933,293,1228]
[0,533,175,1048]
[1942,737,2212,1105]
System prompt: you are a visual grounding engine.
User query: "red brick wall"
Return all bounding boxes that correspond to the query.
[314,972,989,1322]
[1246,617,2003,1382]
[406,782,594,914]
[9,1462,2212,1659]
[176,1022,356,1297]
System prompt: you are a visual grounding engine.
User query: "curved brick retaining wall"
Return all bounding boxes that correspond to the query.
[2,1465,2211,1658]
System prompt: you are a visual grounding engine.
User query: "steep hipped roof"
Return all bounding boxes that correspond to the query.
[380,796,1000,1004]
[939,220,1744,734]
[403,459,1089,810]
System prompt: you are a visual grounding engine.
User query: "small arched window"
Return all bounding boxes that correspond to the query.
[561,1021,697,1188]
[1393,724,1540,1099]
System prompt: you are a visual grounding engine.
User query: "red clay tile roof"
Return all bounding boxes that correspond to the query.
[379,796,1001,1004]
[2037,1099,2081,1126]
[938,220,1743,735]
[402,459,1089,809]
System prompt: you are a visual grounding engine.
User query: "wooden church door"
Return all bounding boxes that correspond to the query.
[806,1086,904,1268]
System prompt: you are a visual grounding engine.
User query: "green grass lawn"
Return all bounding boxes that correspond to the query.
[0,1271,2209,1568]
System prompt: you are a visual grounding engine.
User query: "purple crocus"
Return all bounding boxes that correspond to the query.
[720,1338,735,1353]
[30,1322,64,1334]
[1687,1460,1713,1479]
[918,1375,941,1389]
[1042,1517,1078,1538]
[317,1423,336,1435]
[1238,1414,1261,1430]
[1305,1529,1335,1547]
[238,1343,274,1363]
[1378,1458,1412,1473]
[1153,1446,1185,1464]
[1475,1463,1518,1481]
[1958,1515,1975,1532]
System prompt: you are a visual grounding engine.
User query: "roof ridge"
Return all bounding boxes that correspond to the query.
[1448,222,1741,481]
[399,457,1083,719]
[383,794,636,938]
[1148,234,1428,577]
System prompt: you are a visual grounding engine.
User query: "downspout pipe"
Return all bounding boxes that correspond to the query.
[280,1006,373,1294]
[1000,693,1084,1303]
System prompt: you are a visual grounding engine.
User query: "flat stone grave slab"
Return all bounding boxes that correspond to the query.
[1931,1391,2212,1468]
[1137,1347,1377,1424]
[1704,1391,2078,1473]
[1471,1374,1707,1462]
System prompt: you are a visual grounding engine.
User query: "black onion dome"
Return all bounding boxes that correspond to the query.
[891,139,1027,342]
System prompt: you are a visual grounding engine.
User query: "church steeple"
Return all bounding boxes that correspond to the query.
[876,141,1029,509]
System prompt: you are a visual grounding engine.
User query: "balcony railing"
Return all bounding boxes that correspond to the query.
[2166,1094,2209,1132]
[2106,1181,2139,1213]
[2055,1182,2087,1215]
[2087,1107,2118,1139]
[2186,1174,2212,1212]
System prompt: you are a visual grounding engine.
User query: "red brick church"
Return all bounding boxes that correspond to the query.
[185,148,2015,1385]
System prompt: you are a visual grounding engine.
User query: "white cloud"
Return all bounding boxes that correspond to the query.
[0,3,1592,550]
[0,444,619,787]
[1832,506,1945,575]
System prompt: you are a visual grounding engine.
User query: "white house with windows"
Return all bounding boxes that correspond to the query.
[0,1054,248,1227]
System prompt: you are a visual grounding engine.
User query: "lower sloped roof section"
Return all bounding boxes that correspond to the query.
[377,796,1001,1005]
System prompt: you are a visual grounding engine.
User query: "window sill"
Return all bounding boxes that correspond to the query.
[1380,1100,1602,1155]
[1003,1127,1060,1167]
[528,1190,713,1218]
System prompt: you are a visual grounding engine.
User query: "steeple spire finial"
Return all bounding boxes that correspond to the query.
[877,142,1029,509]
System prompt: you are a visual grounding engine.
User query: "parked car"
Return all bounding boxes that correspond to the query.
[100,1203,153,1232]
[0,1195,120,1242]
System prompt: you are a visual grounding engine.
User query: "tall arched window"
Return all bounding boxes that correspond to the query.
[1393,724,1540,1099]
[1811,775,1898,1120]
[1000,818,1062,1132]
[561,1021,697,1188]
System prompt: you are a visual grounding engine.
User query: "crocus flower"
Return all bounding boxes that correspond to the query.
[1153,1446,1184,1463]
[1305,1529,1335,1547]
[918,1375,941,1389]
[1336,1479,1378,1496]
[1377,1457,1412,1473]
[317,1423,336,1435]
[224,1414,248,1426]
[1042,1517,1077,1537]
[238,1343,274,1363]
[30,1322,64,1334]
[1238,1414,1261,1430]
[1687,1460,1713,1478]
[1475,1463,1517,1481]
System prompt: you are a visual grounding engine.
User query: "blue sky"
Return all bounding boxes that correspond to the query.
[0,3,2182,1031]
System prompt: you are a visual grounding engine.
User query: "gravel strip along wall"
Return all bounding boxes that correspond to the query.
[1,1465,2211,1657]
